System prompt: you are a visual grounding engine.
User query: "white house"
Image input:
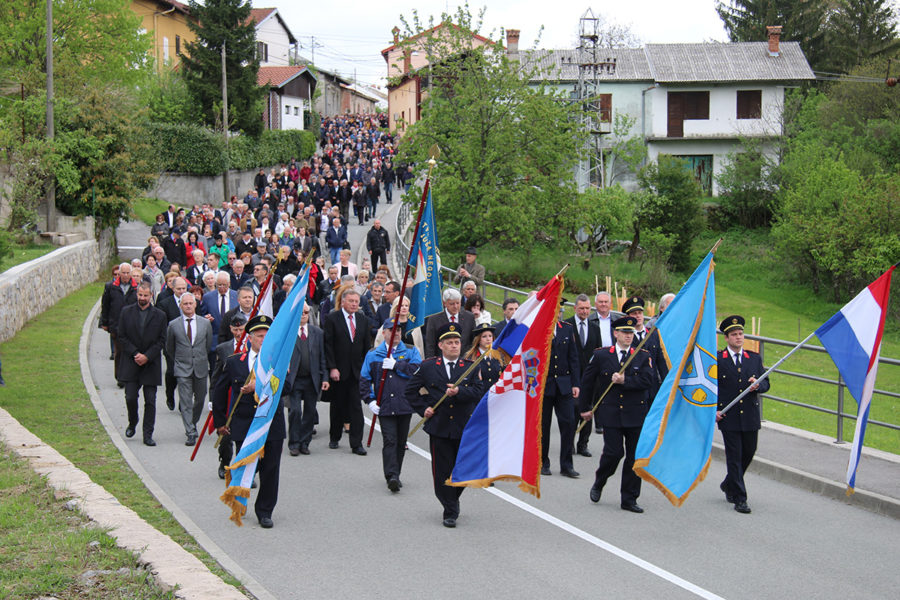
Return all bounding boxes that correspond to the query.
[527,30,815,194]
[258,66,317,130]
[247,7,297,67]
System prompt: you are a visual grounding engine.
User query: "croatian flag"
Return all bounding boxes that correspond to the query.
[257,273,275,319]
[815,266,895,493]
[448,273,563,497]
[220,264,310,525]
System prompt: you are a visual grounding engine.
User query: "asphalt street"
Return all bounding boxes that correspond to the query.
[105,197,900,599]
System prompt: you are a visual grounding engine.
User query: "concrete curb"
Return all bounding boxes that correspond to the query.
[710,442,900,520]
[79,300,277,600]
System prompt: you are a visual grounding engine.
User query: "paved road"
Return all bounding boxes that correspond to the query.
[106,199,900,599]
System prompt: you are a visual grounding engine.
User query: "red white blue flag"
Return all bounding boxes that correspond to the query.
[448,273,563,497]
[815,266,895,493]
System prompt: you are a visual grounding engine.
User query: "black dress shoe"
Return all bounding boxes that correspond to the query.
[541,466,552,476]
[576,446,592,457]
[621,502,644,513]
[595,427,603,434]
[720,481,735,504]
[185,436,196,447]
[258,516,274,528]
[251,478,258,489]
[299,445,310,455]
[590,484,602,503]
[289,447,300,456]
[166,398,175,411]
[352,446,367,456]
[143,438,156,447]
[734,501,752,514]
[328,441,339,449]
[387,478,400,492]
[125,426,136,438]
[561,468,580,479]
[442,517,456,528]
[117,382,125,389]
[218,464,226,479]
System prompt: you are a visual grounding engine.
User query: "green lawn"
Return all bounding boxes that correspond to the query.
[0,243,55,274]
[0,283,247,596]
[469,228,900,454]
[0,445,175,599]
[132,198,173,227]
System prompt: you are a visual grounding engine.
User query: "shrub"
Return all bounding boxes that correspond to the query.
[148,122,226,175]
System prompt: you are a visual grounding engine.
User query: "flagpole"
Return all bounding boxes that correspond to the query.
[719,330,817,415]
[408,350,488,437]
[367,145,441,447]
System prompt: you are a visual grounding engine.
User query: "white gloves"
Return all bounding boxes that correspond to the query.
[382,356,396,371]
[207,401,213,411]
[368,401,380,415]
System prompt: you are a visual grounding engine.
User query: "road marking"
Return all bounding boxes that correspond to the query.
[367,417,725,600]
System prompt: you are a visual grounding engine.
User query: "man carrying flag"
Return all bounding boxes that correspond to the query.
[716,315,769,514]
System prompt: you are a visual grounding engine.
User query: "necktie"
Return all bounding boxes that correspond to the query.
[186,318,193,344]
[348,314,356,339]
[620,349,628,365]
[579,320,586,346]
[734,352,741,367]
[301,327,307,341]
[220,294,226,317]
[450,314,456,323]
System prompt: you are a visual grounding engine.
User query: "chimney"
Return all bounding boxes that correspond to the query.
[403,50,411,73]
[392,26,400,45]
[766,25,782,57]
[506,29,520,56]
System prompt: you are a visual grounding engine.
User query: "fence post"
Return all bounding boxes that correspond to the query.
[836,372,845,444]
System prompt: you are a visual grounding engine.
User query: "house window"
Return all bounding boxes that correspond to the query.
[162,37,169,63]
[257,42,268,63]
[667,91,710,137]
[294,107,299,116]
[598,94,612,123]
[175,35,181,56]
[737,90,762,119]
[285,105,291,115]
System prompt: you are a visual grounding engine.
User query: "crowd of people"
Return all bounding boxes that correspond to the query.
[99,114,768,529]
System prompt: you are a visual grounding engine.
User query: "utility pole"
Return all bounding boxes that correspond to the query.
[45,0,56,232]
[221,42,229,203]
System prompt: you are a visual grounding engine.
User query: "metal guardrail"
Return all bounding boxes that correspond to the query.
[393,201,899,444]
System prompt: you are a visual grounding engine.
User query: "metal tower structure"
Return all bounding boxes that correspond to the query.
[575,8,616,188]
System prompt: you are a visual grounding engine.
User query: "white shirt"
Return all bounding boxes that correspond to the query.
[441,355,457,379]
[596,313,613,347]
[445,310,459,323]
[218,293,231,314]
[575,317,590,346]
[297,324,308,339]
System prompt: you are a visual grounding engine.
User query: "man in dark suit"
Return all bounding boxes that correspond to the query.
[285,304,328,456]
[165,293,212,446]
[100,262,138,384]
[323,289,372,454]
[375,280,400,326]
[717,315,770,515]
[325,217,347,265]
[579,316,655,514]
[229,259,251,290]
[200,272,239,383]
[162,231,187,270]
[213,315,284,528]
[587,291,621,348]
[423,288,475,359]
[567,294,603,456]
[116,282,167,446]
[493,298,520,336]
[156,276,187,410]
[407,323,483,527]
[219,286,256,344]
[211,313,247,479]
[541,311,581,478]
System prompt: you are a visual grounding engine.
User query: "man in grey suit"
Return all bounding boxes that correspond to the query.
[423,288,475,359]
[285,304,329,456]
[166,292,212,446]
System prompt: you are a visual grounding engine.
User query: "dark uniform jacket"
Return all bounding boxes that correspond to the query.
[717,348,769,432]
[284,324,327,394]
[116,303,167,386]
[632,328,669,397]
[212,351,286,443]
[579,346,655,429]
[359,341,422,416]
[406,356,482,439]
[545,321,582,396]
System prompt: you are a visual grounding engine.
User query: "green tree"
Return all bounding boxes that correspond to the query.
[715,137,779,228]
[394,6,585,252]
[632,156,703,272]
[140,69,196,126]
[715,1,829,70]
[182,0,265,136]
[827,0,899,72]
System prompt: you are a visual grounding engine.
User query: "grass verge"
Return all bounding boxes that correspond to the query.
[0,444,175,599]
[0,242,55,274]
[0,282,247,595]
[132,198,172,227]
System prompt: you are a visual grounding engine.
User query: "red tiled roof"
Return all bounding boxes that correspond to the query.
[246,8,275,27]
[257,66,308,88]
[380,22,496,56]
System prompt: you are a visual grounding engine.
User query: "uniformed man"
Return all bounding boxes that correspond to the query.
[579,316,655,513]
[622,296,669,400]
[212,315,285,529]
[541,302,581,478]
[406,323,482,528]
[717,315,769,514]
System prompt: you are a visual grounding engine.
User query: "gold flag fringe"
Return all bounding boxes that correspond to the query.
[445,475,541,499]
[633,454,711,507]
[220,446,266,525]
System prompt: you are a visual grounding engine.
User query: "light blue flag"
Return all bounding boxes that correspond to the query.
[633,252,718,506]
[406,190,443,330]
[221,264,310,525]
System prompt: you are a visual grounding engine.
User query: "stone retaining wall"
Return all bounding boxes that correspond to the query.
[143,167,266,206]
[0,239,100,344]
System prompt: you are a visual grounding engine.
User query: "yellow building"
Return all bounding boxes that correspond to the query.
[130,0,196,73]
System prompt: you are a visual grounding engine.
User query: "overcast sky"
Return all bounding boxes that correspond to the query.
[269,1,729,89]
